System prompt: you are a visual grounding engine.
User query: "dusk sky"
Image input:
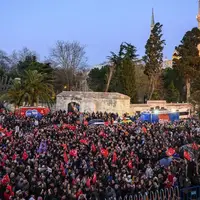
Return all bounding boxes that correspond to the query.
[0,0,198,66]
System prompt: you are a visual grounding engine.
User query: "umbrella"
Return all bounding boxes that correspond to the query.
[159,157,182,167]
[159,157,173,167]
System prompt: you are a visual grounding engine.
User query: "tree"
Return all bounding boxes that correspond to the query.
[163,68,185,102]
[87,66,108,92]
[5,70,54,107]
[135,63,149,103]
[0,76,12,96]
[190,75,200,111]
[173,27,200,102]
[0,50,11,72]
[119,43,138,103]
[22,70,54,106]
[143,22,165,100]
[165,81,180,103]
[49,41,88,90]
[106,52,120,92]
[6,81,25,108]
[107,43,138,102]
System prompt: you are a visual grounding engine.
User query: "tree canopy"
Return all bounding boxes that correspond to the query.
[143,22,165,100]
[173,27,200,102]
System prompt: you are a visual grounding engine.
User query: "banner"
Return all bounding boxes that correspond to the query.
[158,114,170,123]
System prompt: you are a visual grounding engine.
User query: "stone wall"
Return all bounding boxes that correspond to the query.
[56,92,193,116]
[56,91,130,115]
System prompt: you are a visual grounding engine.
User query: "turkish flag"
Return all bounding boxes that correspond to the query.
[184,151,191,161]
[70,149,78,157]
[101,148,109,158]
[61,144,67,150]
[63,151,68,163]
[6,130,13,137]
[22,151,28,161]
[91,144,96,152]
[92,173,97,184]
[166,148,175,156]
[86,178,91,187]
[60,162,65,176]
[112,152,117,163]
[142,126,147,133]
[128,160,133,169]
[1,174,10,185]
[12,154,17,161]
[192,142,198,151]
[80,139,88,145]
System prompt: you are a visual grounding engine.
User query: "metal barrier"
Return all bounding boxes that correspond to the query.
[106,186,181,200]
[180,185,200,200]
[103,185,200,200]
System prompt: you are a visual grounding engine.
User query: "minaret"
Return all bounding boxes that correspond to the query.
[197,0,200,29]
[151,8,155,30]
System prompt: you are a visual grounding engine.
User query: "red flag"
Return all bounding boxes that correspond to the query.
[192,142,198,151]
[61,144,67,150]
[99,131,107,138]
[60,162,65,176]
[1,174,10,185]
[112,152,117,163]
[69,149,77,157]
[63,151,68,163]
[6,130,13,137]
[128,160,133,169]
[91,144,96,152]
[76,190,83,199]
[142,126,147,133]
[86,178,91,187]
[3,154,7,161]
[69,125,76,131]
[92,173,97,184]
[12,154,17,161]
[184,151,191,161]
[130,151,134,157]
[100,148,109,158]
[22,151,28,161]
[80,139,88,145]
[166,148,175,156]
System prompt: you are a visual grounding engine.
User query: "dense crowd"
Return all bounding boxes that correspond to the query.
[0,111,200,200]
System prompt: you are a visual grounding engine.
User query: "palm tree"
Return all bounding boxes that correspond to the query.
[5,70,55,107]
[6,81,25,108]
[22,70,55,106]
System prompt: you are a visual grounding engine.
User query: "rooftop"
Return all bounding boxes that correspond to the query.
[57,91,130,100]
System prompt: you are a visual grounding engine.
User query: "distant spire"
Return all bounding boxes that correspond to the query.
[151,8,155,30]
[199,0,200,14]
[197,0,200,29]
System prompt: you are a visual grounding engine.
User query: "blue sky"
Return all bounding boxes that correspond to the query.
[0,0,198,66]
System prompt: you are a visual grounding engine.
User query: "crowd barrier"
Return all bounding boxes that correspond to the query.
[79,185,200,200]
[180,185,200,200]
[106,186,180,200]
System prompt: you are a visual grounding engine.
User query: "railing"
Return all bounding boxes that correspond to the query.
[106,186,180,200]
[79,186,200,200]
[180,185,200,200]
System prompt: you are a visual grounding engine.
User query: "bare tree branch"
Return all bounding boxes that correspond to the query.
[49,41,88,91]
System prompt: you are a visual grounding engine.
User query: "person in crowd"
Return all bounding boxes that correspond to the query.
[0,110,199,200]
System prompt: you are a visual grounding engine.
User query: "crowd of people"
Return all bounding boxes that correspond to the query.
[0,110,200,200]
